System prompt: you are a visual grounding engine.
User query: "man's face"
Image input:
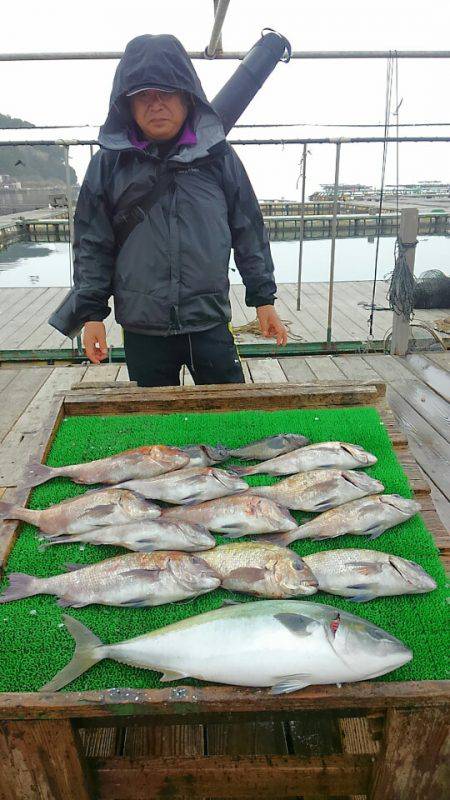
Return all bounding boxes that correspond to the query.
[130,89,189,141]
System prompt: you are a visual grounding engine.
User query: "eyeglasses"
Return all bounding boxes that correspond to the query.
[131,89,181,104]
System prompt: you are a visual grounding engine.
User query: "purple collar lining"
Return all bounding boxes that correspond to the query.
[128,121,197,150]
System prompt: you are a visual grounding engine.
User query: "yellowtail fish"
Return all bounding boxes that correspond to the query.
[41,601,412,693]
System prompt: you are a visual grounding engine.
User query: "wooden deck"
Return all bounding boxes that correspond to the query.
[0,281,448,350]
[0,352,448,785]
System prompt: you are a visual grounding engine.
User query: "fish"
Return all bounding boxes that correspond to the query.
[229,442,377,477]
[114,467,248,504]
[227,434,310,460]
[0,552,221,608]
[263,494,422,547]
[161,494,298,537]
[200,542,318,597]
[251,469,384,512]
[38,519,216,552]
[303,548,437,602]
[0,489,160,535]
[41,600,412,692]
[182,445,229,467]
[23,446,190,488]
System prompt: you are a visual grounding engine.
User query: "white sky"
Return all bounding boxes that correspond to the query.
[1,0,450,198]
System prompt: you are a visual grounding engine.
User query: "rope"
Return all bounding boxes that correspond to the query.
[232,318,304,341]
[387,239,417,320]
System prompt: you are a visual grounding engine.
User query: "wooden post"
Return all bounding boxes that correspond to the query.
[0,719,93,800]
[390,207,419,356]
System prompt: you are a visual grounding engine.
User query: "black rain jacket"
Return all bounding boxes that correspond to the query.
[49,34,277,338]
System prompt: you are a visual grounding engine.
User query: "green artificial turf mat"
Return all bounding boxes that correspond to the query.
[0,406,448,693]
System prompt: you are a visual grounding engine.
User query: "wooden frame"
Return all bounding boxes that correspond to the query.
[0,382,448,800]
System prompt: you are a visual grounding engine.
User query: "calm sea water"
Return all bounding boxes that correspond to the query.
[0,236,449,288]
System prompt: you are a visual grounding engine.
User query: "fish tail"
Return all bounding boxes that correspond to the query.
[0,572,42,603]
[22,461,58,488]
[40,615,105,692]
[0,501,37,524]
[258,530,299,547]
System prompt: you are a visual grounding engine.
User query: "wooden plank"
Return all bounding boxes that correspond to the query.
[0,366,86,487]
[17,288,72,349]
[247,358,288,383]
[241,360,252,383]
[278,356,318,383]
[0,367,53,444]
[92,754,372,798]
[122,723,204,757]
[426,352,450,368]
[0,288,49,330]
[386,386,450,501]
[331,355,380,382]
[62,383,383,417]
[80,364,120,383]
[391,379,450,445]
[370,707,449,800]
[288,711,347,800]
[404,353,450,401]
[362,353,419,382]
[305,355,347,381]
[1,682,448,721]
[78,727,120,757]
[116,364,129,382]
[0,288,64,348]
[0,369,18,394]
[0,719,93,800]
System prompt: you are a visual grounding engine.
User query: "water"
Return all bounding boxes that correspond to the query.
[0,236,449,289]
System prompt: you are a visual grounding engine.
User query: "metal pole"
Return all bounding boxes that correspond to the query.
[89,144,94,159]
[206,0,231,57]
[3,135,450,147]
[296,143,308,310]
[326,142,341,344]
[64,145,82,353]
[1,49,450,62]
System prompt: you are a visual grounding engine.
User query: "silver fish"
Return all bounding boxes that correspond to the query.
[183,445,229,467]
[263,495,421,547]
[251,469,384,512]
[42,601,412,692]
[227,434,310,460]
[304,548,437,602]
[0,552,220,608]
[162,494,297,536]
[23,445,189,488]
[200,541,317,597]
[39,519,216,552]
[0,489,160,535]
[114,467,248,504]
[230,442,377,477]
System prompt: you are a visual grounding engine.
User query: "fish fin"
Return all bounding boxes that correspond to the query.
[22,460,57,488]
[220,598,241,607]
[351,562,383,576]
[257,531,296,546]
[274,612,313,636]
[0,572,40,603]
[310,499,338,513]
[227,567,267,582]
[64,563,89,572]
[117,598,150,607]
[270,674,312,695]
[39,534,74,546]
[160,669,189,683]
[78,504,119,524]
[226,466,252,476]
[40,615,104,692]
[220,524,247,539]
[367,525,386,540]
[57,598,89,608]
[122,568,162,582]
[347,583,378,602]
[311,535,332,542]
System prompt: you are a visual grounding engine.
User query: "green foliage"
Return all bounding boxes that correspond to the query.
[0,113,77,185]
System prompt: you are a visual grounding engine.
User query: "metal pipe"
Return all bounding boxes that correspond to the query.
[3,135,450,147]
[326,142,341,344]
[3,120,450,131]
[296,144,307,310]
[1,49,450,61]
[206,0,231,57]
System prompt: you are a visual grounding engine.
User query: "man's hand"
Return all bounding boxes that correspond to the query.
[256,305,288,346]
[83,321,108,364]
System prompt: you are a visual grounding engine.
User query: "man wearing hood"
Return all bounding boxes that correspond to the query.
[49,34,287,386]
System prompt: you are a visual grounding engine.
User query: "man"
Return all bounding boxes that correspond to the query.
[49,34,287,386]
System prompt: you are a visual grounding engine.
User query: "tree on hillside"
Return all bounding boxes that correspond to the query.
[0,113,78,185]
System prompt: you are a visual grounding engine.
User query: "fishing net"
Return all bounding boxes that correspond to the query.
[413,269,450,310]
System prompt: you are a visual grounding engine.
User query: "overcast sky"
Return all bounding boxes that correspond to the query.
[1,0,450,198]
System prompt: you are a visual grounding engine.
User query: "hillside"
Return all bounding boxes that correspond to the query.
[0,113,77,186]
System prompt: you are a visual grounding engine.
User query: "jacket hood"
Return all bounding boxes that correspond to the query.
[98,34,225,157]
